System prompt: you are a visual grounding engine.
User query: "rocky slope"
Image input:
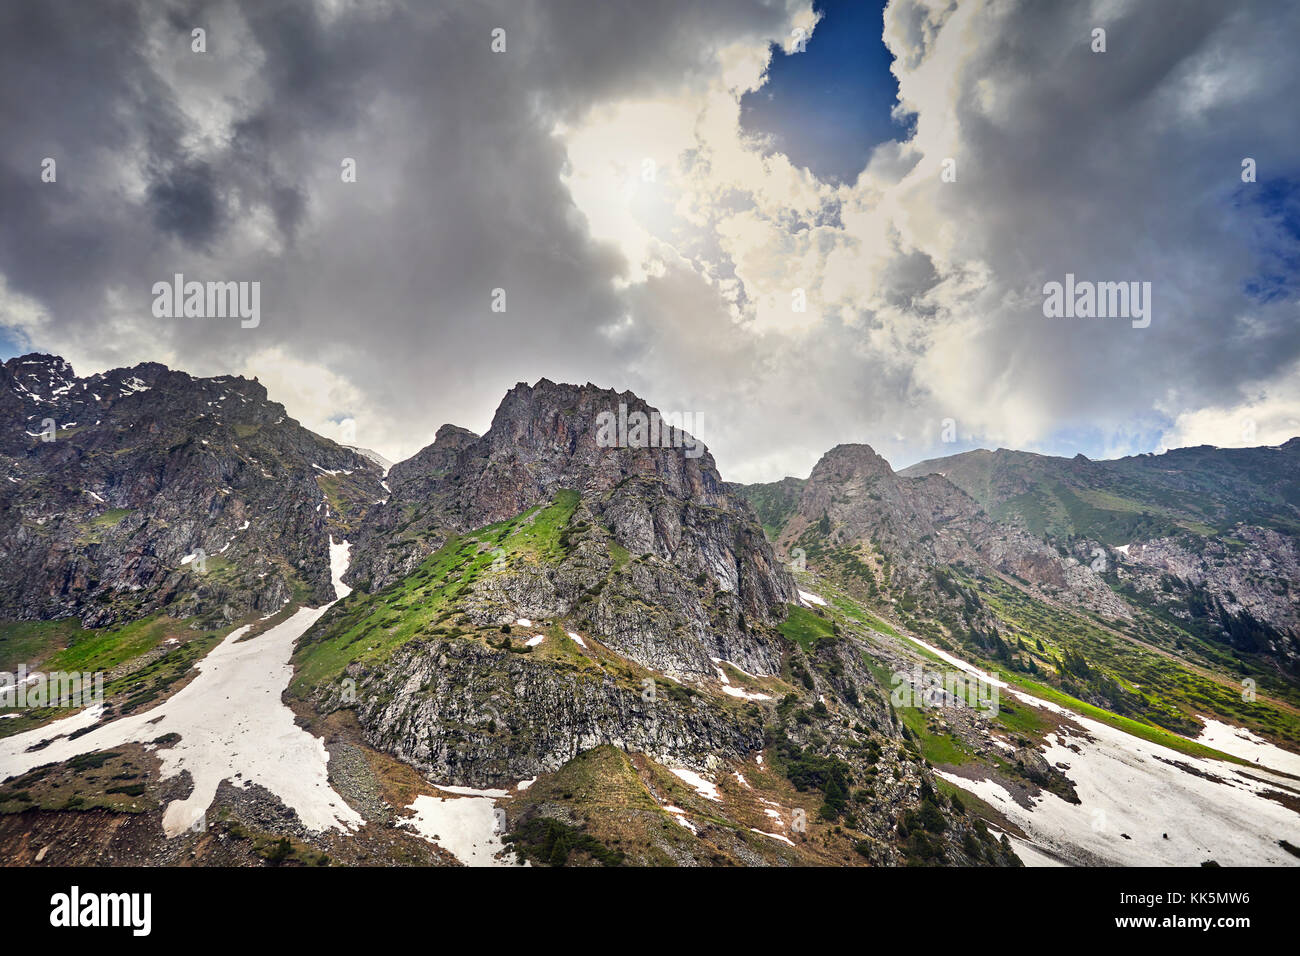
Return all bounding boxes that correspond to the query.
[345,379,795,679]
[741,443,1126,622]
[0,353,385,627]
[902,441,1300,673]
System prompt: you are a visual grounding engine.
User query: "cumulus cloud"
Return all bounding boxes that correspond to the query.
[0,0,1297,482]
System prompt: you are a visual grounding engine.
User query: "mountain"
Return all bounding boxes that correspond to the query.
[900,443,1300,673]
[736,438,1300,745]
[738,443,1125,621]
[2,355,1297,869]
[290,381,1014,864]
[900,441,1300,542]
[343,379,794,678]
[0,353,386,627]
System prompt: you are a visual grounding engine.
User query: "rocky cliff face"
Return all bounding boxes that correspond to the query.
[346,379,795,678]
[1106,528,1299,671]
[0,353,385,627]
[319,636,766,787]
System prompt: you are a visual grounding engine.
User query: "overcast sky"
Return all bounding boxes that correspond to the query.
[2,0,1298,482]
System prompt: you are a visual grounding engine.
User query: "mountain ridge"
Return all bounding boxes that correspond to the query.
[2,353,1298,868]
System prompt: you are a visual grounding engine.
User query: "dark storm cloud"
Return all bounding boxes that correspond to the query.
[148,160,221,245]
[0,0,809,458]
[0,1,156,316]
[0,0,1298,478]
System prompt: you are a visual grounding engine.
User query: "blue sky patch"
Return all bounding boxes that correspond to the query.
[740,0,908,184]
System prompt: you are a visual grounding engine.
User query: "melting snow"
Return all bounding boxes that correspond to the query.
[400,794,514,866]
[400,780,534,866]
[669,768,720,802]
[329,538,352,599]
[721,684,771,701]
[663,805,698,834]
[711,658,773,701]
[433,782,511,798]
[749,828,795,847]
[1194,718,1300,777]
[911,632,1300,866]
[0,541,365,838]
[1002,833,1065,867]
[798,589,826,606]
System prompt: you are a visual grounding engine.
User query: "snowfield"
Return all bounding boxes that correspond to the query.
[0,539,364,838]
[400,781,534,866]
[1194,717,1300,777]
[907,634,1300,866]
[669,767,721,801]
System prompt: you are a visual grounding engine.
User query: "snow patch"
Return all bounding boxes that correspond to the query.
[663,805,698,834]
[669,768,720,802]
[432,782,511,798]
[401,793,515,866]
[749,828,796,847]
[1194,718,1300,777]
[329,538,352,600]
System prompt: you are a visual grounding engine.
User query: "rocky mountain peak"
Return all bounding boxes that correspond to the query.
[0,354,385,627]
[809,442,897,482]
[434,422,477,444]
[344,378,794,678]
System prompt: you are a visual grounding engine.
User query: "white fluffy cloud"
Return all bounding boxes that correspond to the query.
[556,0,1300,479]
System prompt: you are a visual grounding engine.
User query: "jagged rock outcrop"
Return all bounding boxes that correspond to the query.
[319,637,765,787]
[346,379,795,678]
